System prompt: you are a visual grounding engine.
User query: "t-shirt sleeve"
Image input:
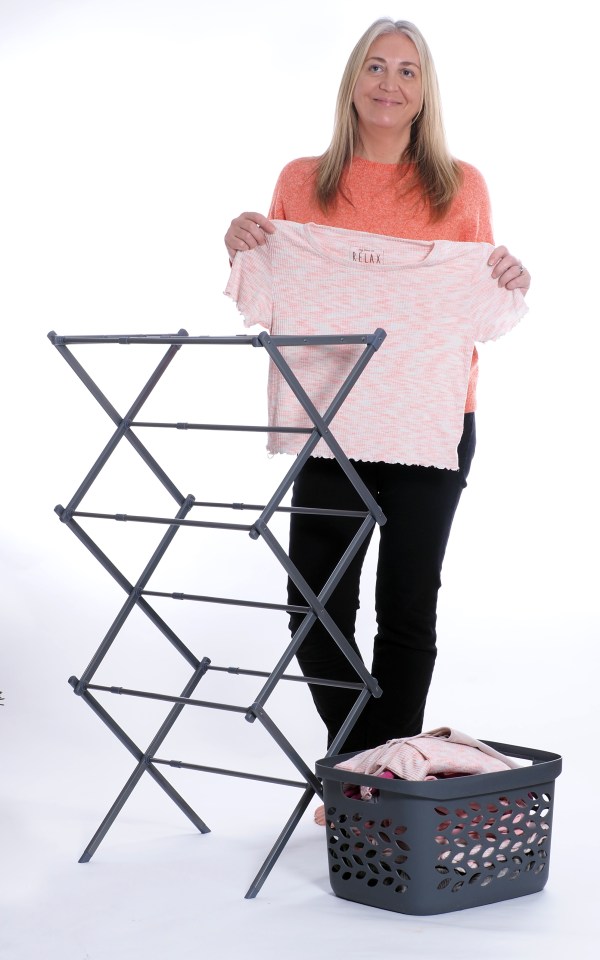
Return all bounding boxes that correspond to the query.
[224,243,273,331]
[471,245,529,342]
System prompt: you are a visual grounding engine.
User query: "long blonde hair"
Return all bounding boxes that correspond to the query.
[316,18,462,221]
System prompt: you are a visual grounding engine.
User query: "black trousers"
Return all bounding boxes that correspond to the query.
[287,413,476,753]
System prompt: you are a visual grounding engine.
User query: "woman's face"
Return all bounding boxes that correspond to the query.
[352,32,422,141]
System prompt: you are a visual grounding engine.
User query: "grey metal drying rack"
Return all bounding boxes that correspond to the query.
[48,327,387,898]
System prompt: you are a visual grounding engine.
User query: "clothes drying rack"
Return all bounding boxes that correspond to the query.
[48,327,387,898]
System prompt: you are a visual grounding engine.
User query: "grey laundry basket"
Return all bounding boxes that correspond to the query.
[315,741,562,915]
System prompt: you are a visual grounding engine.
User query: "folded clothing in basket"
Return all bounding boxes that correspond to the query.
[335,727,522,800]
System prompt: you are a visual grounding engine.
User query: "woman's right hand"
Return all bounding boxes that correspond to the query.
[225,212,275,260]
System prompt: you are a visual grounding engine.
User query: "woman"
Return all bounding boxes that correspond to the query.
[224,19,530,775]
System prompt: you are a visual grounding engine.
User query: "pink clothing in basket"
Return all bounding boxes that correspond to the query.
[335,727,522,799]
[225,221,527,470]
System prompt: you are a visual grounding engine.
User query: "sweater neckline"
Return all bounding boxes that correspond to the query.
[349,155,415,170]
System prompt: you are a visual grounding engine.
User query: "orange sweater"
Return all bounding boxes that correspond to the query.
[268,156,495,411]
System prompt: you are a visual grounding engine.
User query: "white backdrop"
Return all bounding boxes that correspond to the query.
[1,2,598,958]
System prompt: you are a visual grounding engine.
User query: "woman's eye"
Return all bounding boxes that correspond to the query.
[368,64,383,73]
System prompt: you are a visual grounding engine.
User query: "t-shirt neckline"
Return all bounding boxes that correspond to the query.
[300,222,438,269]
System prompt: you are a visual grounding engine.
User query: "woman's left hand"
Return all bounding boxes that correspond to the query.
[488,245,530,296]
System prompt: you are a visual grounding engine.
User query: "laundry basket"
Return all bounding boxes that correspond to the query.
[315,741,562,915]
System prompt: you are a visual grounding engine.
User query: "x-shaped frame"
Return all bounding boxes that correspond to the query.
[49,328,386,897]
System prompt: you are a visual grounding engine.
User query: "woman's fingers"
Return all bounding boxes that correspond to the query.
[488,245,530,293]
[225,212,275,257]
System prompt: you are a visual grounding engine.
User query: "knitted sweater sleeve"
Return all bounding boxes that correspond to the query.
[458,162,495,244]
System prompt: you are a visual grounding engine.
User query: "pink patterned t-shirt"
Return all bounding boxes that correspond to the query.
[225,221,527,470]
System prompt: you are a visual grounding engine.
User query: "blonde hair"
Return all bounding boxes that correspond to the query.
[316,18,462,221]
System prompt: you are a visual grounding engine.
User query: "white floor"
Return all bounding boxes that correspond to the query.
[1,700,597,960]
[2,478,599,960]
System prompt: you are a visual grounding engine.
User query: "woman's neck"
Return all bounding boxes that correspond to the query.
[354,127,411,164]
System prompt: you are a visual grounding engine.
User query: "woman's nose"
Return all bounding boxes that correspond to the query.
[379,73,399,91]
